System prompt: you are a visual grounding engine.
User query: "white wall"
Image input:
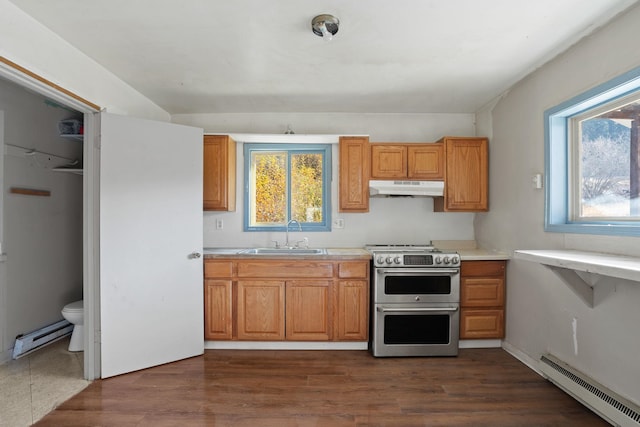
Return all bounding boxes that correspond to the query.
[0,77,83,361]
[172,112,479,248]
[0,0,169,122]
[475,3,640,405]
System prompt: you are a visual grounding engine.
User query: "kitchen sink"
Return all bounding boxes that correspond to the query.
[238,248,327,255]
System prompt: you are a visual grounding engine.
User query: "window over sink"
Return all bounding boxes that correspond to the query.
[243,143,331,231]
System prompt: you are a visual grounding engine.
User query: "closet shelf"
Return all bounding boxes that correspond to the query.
[52,167,83,175]
[59,134,83,142]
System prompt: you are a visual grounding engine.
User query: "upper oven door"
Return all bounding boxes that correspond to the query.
[373,268,460,304]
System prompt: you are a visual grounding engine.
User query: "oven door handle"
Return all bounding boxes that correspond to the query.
[377,306,459,313]
[377,268,459,275]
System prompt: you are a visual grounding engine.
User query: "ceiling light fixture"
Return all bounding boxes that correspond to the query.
[311,14,339,41]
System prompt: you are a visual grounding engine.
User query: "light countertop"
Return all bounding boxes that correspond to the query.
[203,247,371,260]
[203,247,507,261]
[456,248,510,261]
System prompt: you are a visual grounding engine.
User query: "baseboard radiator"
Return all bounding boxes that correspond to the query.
[540,353,640,427]
[12,319,73,359]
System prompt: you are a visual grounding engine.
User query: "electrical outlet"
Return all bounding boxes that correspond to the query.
[216,219,223,230]
[333,218,344,229]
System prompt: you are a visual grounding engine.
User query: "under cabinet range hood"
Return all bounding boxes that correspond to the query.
[369,180,444,197]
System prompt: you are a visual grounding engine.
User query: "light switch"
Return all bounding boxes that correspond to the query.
[532,173,543,189]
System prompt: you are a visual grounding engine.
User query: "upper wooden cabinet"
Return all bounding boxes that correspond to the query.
[434,137,488,212]
[203,135,236,211]
[339,136,370,212]
[370,143,444,180]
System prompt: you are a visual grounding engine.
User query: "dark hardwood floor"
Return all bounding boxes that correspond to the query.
[35,348,608,426]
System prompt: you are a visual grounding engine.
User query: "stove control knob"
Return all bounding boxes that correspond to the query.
[394,256,402,264]
[376,256,385,265]
[451,256,460,265]
[386,257,393,264]
[443,256,451,265]
[435,256,442,264]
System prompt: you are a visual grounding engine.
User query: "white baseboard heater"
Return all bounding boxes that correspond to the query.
[540,353,640,427]
[12,319,73,359]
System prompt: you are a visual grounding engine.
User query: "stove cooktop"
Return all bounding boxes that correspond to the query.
[365,243,460,267]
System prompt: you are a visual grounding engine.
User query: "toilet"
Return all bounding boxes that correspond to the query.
[61,300,84,352]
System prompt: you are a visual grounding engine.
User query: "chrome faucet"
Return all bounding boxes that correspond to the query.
[285,219,302,248]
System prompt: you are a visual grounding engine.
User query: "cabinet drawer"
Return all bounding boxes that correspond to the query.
[238,261,334,278]
[205,261,233,278]
[460,309,504,339]
[338,262,368,279]
[461,260,505,277]
[461,277,504,307]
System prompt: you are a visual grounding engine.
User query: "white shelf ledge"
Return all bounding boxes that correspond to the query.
[514,249,640,308]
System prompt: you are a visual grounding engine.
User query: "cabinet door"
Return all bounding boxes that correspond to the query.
[285,281,332,341]
[339,136,370,212]
[436,137,488,212]
[203,135,236,211]
[204,280,232,340]
[460,309,504,339]
[237,281,285,340]
[408,144,444,180]
[461,277,505,307]
[337,280,369,341]
[371,144,407,178]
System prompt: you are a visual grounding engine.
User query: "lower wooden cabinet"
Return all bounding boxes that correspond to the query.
[204,279,232,340]
[460,260,506,339]
[286,281,331,341]
[204,258,369,342]
[237,280,285,340]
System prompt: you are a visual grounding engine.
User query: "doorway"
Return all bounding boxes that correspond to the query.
[0,60,100,380]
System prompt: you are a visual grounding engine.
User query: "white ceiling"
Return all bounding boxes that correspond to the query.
[9,0,639,115]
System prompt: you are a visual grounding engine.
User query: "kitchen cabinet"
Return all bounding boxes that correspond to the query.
[460,260,506,339]
[434,137,488,212]
[286,280,332,340]
[203,134,236,211]
[237,280,285,340]
[204,261,233,340]
[203,258,369,342]
[370,143,444,180]
[339,136,370,212]
[336,262,369,340]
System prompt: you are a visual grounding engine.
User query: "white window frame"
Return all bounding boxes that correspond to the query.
[545,65,640,236]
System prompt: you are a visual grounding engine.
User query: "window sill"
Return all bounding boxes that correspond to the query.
[514,249,640,308]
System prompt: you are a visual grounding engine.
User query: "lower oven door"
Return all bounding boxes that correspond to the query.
[371,303,459,357]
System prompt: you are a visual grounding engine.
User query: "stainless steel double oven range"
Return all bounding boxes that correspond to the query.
[366,244,461,357]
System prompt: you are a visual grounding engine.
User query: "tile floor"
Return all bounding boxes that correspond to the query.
[0,337,90,427]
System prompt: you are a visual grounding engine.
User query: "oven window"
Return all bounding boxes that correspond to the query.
[384,275,451,295]
[384,314,450,344]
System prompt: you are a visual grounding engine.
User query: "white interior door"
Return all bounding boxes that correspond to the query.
[100,112,203,378]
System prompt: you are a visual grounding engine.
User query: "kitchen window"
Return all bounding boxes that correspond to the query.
[243,143,331,231]
[545,66,640,236]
